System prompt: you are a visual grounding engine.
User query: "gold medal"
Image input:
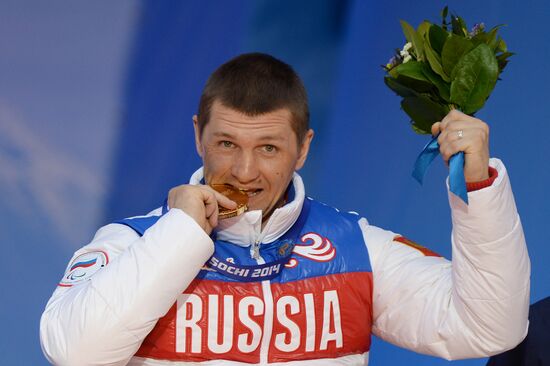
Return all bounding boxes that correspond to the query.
[210,184,248,220]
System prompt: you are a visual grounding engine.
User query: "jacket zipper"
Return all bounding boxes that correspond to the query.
[252,240,261,259]
[252,229,274,364]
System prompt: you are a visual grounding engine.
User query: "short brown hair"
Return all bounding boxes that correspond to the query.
[197,53,309,144]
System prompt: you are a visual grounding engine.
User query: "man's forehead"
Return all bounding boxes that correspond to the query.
[211,101,292,121]
[206,101,295,136]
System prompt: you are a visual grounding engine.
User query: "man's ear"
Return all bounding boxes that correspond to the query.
[295,129,314,171]
[192,115,203,158]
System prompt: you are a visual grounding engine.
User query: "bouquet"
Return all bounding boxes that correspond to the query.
[383,6,513,134]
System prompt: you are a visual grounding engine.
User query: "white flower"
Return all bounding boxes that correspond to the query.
[400,43,413,58]
[399,42,413,62]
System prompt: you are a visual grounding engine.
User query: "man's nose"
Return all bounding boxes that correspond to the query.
[231,150,259,184]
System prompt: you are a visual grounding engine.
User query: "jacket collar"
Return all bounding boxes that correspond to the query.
[189,168,305,247]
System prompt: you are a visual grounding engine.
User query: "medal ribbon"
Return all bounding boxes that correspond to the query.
[412,135,468,204]
[162,198,311,282]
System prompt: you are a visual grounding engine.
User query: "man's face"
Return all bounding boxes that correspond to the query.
[194,100,313,221]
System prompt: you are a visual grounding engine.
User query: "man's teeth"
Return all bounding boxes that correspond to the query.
[244,190,260,197]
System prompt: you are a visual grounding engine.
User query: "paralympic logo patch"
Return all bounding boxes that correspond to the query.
[59,251,109,286]
[70,258,97,271]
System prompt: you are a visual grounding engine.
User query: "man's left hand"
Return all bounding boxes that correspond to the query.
[431,110,490,182]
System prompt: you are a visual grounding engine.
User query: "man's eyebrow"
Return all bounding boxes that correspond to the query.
[212,132,235,139]
[257,135,285,142]
[211,131,285,142]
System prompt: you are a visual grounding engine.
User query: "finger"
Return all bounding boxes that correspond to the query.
[203,193,217,218]
[201,189,219,225]
[437,124,458,147]
[431,122,441,137]
[204,221,213,235]
[444,119,477,132]
[447,125,489,148]
[167,187,176,209]
[441,109,468,126]
[438,123,476,148]
[440,111,468,132]
[441,137,473,162]
[208,212,218,229]
[203,186,238,209]
[437,131,445,146]
[445,128,465,143]
[440,141,454,162]
[441,111,485,133]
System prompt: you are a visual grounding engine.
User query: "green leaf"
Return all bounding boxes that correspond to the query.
[428,24,448,55]
[412,123,428,134]
[441,7,449,31]
[396,75,434,93]
[394,61,430,81]
[441,34,474,76]
[400,20,424,61]
[472,25,502,50]
[387,65,399,78]
[496,38,507,53]
[450,43,499,114]
[424,36,450,82]
[400,20,415,43]
[496,51,514,72]
[441,6,449,20]
[422,67,451,102]
[451,15,467,36]
[384,77,418,98]
[393,61,436,92]
[417,21,431,39]
[486,26,502,50]
[401,95,450,134]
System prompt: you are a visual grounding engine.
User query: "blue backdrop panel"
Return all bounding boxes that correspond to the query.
[104,1,252,221]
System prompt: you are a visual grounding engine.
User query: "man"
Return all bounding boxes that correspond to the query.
[40,53,530,365]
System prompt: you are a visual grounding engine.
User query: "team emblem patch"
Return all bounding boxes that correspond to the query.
[285,232,336,268]
[59,251,109,286]
[393,236,440,257]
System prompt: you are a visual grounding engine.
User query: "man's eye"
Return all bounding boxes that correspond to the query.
[221,141,234,148]
[264,145,276,153]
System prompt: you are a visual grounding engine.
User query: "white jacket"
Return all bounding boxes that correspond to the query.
[40,158,530,365]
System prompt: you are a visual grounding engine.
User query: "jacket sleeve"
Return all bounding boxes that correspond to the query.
[40,209,214,366]
[362,158,530,360]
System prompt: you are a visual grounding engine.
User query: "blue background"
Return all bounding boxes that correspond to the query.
[1,1,548,365]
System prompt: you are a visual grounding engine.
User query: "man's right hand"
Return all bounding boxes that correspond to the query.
[167,185,237,234]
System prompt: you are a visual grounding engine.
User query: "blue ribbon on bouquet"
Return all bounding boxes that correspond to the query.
[412,135,468,204]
